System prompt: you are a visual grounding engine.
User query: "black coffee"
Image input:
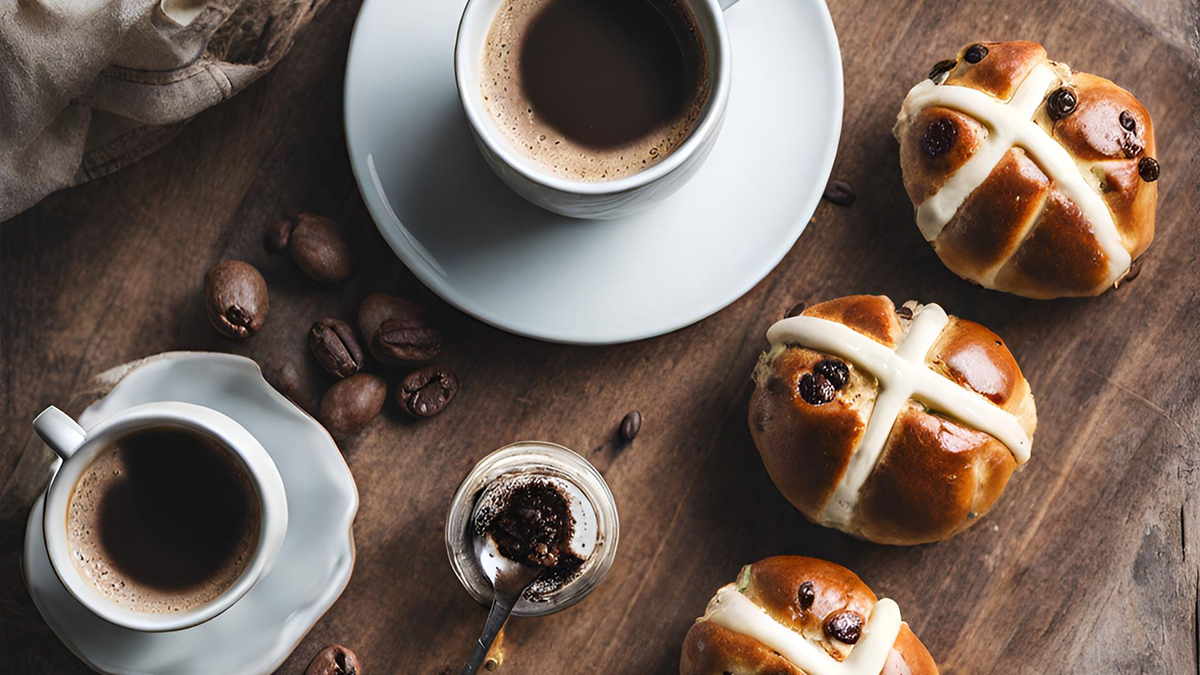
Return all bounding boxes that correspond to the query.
[67,427,260,613]
[481,0,710,181]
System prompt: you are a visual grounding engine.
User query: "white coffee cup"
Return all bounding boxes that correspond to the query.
[33,402,288,632]
[454,0,737,220]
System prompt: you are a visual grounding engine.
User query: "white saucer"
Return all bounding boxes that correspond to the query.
[344,0,843,344]
[22,352,358,675]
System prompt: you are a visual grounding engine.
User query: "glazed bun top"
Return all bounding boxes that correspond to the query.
[690,556,938,675]
[895,40,1157,298]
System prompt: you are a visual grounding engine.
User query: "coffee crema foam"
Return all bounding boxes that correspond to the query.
[480,0,711,182]
[67,430,260,614]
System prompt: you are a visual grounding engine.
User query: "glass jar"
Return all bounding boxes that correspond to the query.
[445,441,619,617]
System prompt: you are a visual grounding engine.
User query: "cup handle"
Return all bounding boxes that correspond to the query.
[719,0,740,9]
[34,406,88,460]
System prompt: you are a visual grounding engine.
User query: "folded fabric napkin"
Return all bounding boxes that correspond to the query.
[0,0,329,220]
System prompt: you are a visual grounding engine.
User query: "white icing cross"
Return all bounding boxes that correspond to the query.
[704,584,902,675]
[766,303,1032,530]
[900,64,1131,287]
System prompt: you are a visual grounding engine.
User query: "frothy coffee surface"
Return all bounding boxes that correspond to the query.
[480,0,710,181]
[67,428,260,614]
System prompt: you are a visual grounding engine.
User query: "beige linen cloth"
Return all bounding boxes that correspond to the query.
[0,0,329,220]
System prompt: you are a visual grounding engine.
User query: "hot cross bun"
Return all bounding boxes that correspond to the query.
[749,295,1037,545]
[681,556,938,675]
[894,40,1157,298]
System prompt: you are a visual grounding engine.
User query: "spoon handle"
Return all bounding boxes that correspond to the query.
[459,592,518,675]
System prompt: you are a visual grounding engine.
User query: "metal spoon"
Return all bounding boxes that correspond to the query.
[459,534,542,675]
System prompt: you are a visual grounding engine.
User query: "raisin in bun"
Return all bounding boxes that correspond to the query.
[681,556,938,675]
[749,295,1036,545]
[894,41,1157,299]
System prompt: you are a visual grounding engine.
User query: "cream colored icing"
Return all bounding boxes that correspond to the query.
[898,64,1130,287]
[703,584,902,675]
[766,303,1032,530]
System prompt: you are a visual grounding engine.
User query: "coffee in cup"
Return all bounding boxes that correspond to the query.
[66,426,261,614]
[479,0,711,181]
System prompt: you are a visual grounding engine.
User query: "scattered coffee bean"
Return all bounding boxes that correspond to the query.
[204,260,269,339]
[358,294,429,356]
[814,359,849,390]
[928,58,956,81]
[374,318,442,364]
[824,610,863,644]
[896,305,914,320]
[785,301,806,318]
[289,213,354,283]
[1046,87,1078,121]
[620,410,642,443]
[304,644,359,675]
[822,180,856,207]
[309,318,364,379]
[798,373,836,406]
[963,43,988,64]
[798,581,815,610]
[319,373,386,435]
[264,218,295,253]
[1119,110,1137,132]
[1138,157,1160,182]
[921,117,958,158]
[397,364,459,418]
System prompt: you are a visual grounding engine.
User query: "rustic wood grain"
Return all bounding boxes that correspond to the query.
[2,0,1198,673]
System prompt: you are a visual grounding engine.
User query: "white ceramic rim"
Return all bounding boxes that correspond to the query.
[452,0,733,195]
[41,402,283,633]
[345,0,845,344]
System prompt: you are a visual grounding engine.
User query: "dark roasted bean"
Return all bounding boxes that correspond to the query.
[397,364,459,418]
[203,261,269,339]
[309,318,364,378]
[822,179,856,207]
[289,213,354,283]
[304,644,359,675]
[620,410,642,442]
[319,374,386,435]
[373,318,442,364]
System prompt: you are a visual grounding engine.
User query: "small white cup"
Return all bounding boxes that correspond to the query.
[454,0,736,220]
[33,402,288,632]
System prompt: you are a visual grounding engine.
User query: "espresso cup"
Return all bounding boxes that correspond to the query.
[33,402,288,632]
[455,0,737,220]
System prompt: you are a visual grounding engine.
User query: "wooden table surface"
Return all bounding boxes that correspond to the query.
[3,0,1199,672]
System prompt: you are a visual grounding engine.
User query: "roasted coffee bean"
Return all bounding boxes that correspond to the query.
[928,58,956,81]
[963,43,988,63]
[309,318,364,378]
[822,179,856,207]
[304,644,359,675]
[397,364,459,418]
[358,293,428,351]
[373,318,442,364]
[798,581,815,610]
[264,218,295,253]
[814,359,849,390]
[1138,157,1160,182]
[204,261,269,339]
[896,305,914,320]
[785,301,806,318]
[289,213,354,283]
[824,610,863,644]
[798,373,836,406]
[1119,110,1137,132]
[319,374,386,435]
[921,117,957,158]
[1046,87,1078,121]
[620,410,642,442]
